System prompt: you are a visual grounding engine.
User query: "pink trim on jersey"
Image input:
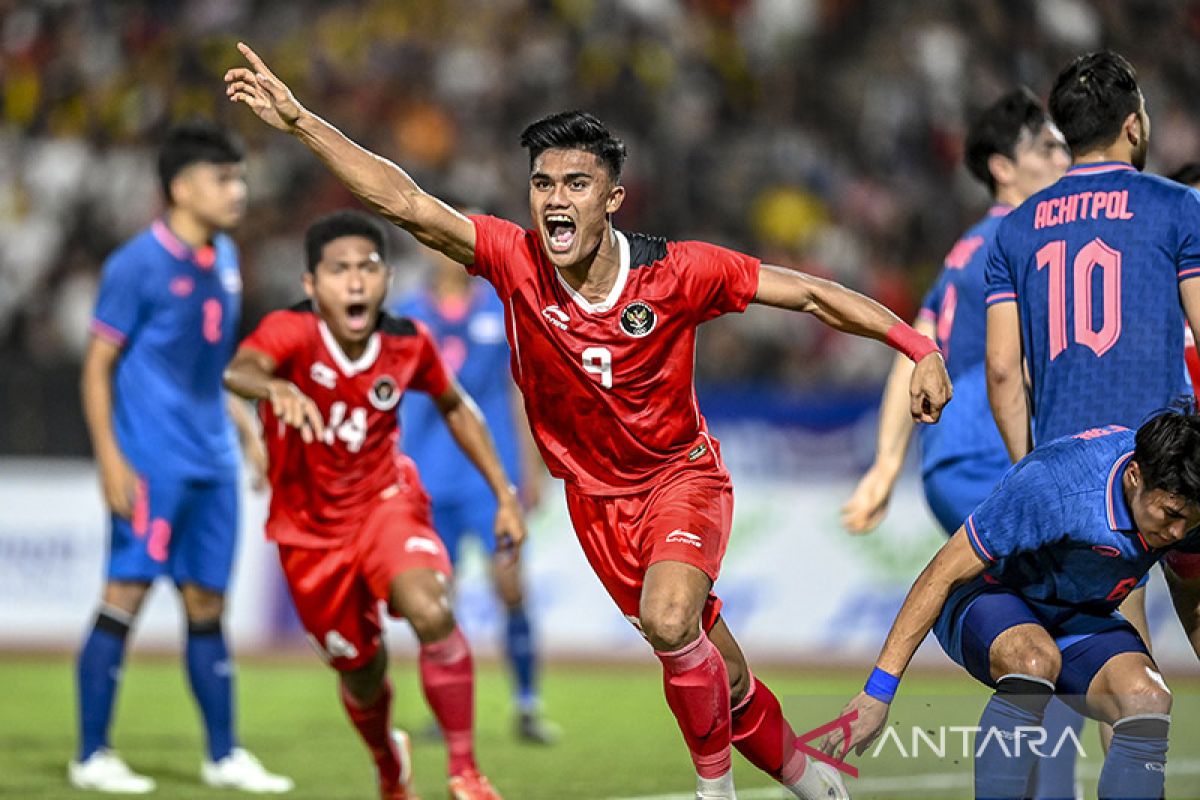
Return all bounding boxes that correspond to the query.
[151,219,190,260]
[966,515,994,562]
[1179,266,1200,281]
[1066,162,1137,176]
[1135,531,1150,551]
[986,291,1017,304]
[90,318,127,346]
[989,204,1014,217]
[1105,451,1135,530]
[917,308,937,323]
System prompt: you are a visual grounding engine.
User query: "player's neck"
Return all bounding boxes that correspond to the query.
[1072,144,1134,169]
[557,227,620,303]
[164,208,215,250]
[993,187,1022,209]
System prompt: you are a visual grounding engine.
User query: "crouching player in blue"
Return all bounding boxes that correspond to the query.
[824,413,1200,800]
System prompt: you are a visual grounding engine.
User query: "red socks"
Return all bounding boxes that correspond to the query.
[731,674,808,784]
[419,627,476,776]
[655,633,732,779]
[339,677,402,788]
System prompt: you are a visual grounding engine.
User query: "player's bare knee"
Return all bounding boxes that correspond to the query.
[181,583,225,623]
[404,594,456,643]
[640,606,701,652]
[340,647,388,705]
[102,580,151,616]
[1113,672,1172,719]
[993,634,1060,683]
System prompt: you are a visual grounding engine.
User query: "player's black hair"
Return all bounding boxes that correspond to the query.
[519,111,627,180]
[1048,51,1142,155]
[1134,410,1200,505]
[965,87,1052,196]
[157,120,244,204]
[304,210,387,273]
[1169,162,1200,188]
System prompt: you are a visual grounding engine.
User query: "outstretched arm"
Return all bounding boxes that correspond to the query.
[821,530,987,757]
[754,265,952,423]
[985,302,1030,462]
[223,347,325,444]
[224,43,475,263]
[842,315,937,534]
[432,381,526,554]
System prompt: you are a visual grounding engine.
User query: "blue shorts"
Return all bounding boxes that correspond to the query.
[933,577,1149,709]
[922,454,1010,536]
[431,494,498,564]
[108,477,239,593]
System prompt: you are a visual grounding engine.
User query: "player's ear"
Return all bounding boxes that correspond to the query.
[987,153,1016,191]
[605,183,625,215]
[302,270,315,299]
[1123,111,1143,148]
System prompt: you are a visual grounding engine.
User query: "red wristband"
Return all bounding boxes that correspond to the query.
[886,323,940,363]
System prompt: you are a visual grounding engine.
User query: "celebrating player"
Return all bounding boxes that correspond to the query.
[225,210,512,800]
[225,43,951,800]
[74,121,291,794]
[393,234,559,744]
[843,87,1068,536]
[823,413,1200,799]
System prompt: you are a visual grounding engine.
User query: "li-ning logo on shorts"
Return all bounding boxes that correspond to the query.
[619,300,656,337]
[405,537,442,556]
[665,529,703,548]
[369,375,400,410]
[323,630,359,661]
[542,305,570,330]
[310,362,338,389]
[687,442,709,462]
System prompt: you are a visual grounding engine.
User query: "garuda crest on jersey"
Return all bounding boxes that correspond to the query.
[619,300,657,338]
[369,375,401,410]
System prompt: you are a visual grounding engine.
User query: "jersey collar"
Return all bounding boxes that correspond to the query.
[1105,451,1137,532]
[318,320,381,376]
[988,204,1013,217]
[1066,161,1137,177]
[152,219,217,270]
[555,230,630,314]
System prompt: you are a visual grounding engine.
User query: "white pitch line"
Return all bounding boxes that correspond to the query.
[608,758,1200,800]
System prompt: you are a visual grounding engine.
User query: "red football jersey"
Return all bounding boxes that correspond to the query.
[242,303,451,547]
[469,215,760,495]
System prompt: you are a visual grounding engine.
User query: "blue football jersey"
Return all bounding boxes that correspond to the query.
[90,220,241,481]
[985,162,1200,444]
[965,424,1200,625]
[917,206,1011,473]
[392,282,521,504]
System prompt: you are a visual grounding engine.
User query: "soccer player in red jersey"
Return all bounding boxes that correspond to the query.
[226,44,951,800]
[224,211,517,800]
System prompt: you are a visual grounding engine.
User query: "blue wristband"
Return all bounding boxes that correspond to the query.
[864,666,900,704]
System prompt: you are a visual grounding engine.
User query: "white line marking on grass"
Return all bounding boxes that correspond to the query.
[608,758,1200,800]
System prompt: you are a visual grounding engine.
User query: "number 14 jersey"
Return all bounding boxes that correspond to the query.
[242,302,451,547]
[985,163,1200,443]
[468,215,760,495]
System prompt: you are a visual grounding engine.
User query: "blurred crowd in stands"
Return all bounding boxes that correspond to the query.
[3,0,1200,452]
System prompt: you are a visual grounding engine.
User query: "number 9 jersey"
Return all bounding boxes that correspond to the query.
[468,215,760,496]
[985,163,1200,444]
[241,301,451,547]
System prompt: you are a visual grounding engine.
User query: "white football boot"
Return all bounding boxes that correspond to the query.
[68,749,155,794]
[201,747,294,793]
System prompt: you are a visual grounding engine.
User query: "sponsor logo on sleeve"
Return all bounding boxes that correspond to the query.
[542,305,570,330]
[664,529,703,548]
[405,537,443,556]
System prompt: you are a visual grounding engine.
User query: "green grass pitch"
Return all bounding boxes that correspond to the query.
[2,656,1198,799]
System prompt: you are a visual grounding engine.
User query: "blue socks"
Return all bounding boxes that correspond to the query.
[505,605,538,711]
[77,606,133,761]
[1099,715,1169,800]
[186,618,236,762]
[975,674,1055,800]
[1033,696,1085,800]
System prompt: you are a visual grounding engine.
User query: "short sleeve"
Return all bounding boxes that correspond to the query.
[964,460,1063,563]
[1175,188,1200,283]
[409,321,452,397]
[674,241,761,322]
[241,310,305,367]
[467,215,528,295]
[91,249,145,347]
[919,274,945,326]
[984,223,1017,307]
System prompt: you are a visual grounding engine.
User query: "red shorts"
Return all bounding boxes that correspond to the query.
[277,492,452,671]
[565,467,732,633]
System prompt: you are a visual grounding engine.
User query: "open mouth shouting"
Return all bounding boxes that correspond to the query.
[545,214,577,253]
[345,302,370,333]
